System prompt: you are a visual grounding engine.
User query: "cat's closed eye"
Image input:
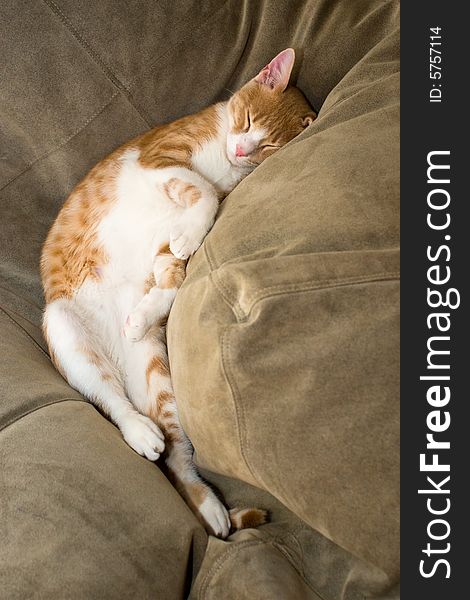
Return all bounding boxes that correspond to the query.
[245,112,251,131]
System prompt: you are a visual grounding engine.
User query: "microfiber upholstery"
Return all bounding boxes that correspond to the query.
[167,0,400,587]
[0,307,207,599]
[1,1,399,598]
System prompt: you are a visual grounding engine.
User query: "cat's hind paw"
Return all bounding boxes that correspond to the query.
[199,493,231,539]
[120,412,165,461]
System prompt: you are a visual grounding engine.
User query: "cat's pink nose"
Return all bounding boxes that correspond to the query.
[235,144,246,157]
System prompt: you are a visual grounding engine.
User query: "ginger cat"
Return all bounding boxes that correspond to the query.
[40,49,315,537]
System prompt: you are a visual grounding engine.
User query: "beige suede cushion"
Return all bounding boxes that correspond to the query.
[167,2,400,581]
[0,307,207,599]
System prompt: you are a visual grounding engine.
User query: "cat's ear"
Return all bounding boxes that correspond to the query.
[302,112,316,128]
[254,48,295,92]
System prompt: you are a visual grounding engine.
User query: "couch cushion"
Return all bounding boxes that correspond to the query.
[192,469,399,600]
[0,0,399,594]
[0,310,207,599]
[167,2,399,581]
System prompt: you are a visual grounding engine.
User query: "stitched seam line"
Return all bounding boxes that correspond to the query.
[213,270,400,322]
[198,537,325,600]
[0,283,43,315]
[319,66,399,120]
[245,271,400,319]
[0,305,49,359]
[198,540,264,600]
[273,528,306,578]
[42,0,153,125]
[0,398,89,434]
[211,270,240,317]
[0,306,88,430]
[205,238,399,321]
[44,0,125,89]
[203,247,399,486]
[0,0,235,196]
[207,271,239,317]
[205,241,255,482]
[220,326,259,487]
[46,0,232,94]
[270,526,333,597]
[203,238,220,277]
[318,72,399,127]
[0,91,119,193]
[204,242,241,315]
[268,537,329,600]
[217,273,399,502]
[204,243,240,317]
[126,0,232,91]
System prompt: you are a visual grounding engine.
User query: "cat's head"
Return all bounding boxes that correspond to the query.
[226,48,316,167]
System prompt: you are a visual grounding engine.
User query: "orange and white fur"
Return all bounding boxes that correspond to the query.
[41,49,315,537]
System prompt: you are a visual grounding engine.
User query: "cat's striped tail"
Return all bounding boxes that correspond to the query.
[229,507,269,531]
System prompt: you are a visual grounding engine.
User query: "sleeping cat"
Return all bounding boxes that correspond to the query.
[40,48,315,538]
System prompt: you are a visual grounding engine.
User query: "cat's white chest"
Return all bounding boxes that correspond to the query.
[97,150,178,282]
[191,139,237,194]
[191,130,250,195]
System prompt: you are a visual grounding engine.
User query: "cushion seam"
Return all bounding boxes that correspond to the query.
[0,306,88,431]
[0,284,43,318]
[0,398,89,434]
[220,326,260,487]
[208,272,239,318]
[42,0,153,124]
[204,243,239,319]
[0,304,50,360]
[213,271,400,322]
[43,0,232,102]
[204,240,399,321]
[243,271,400,320]
[0,303,46,350]
[198,540,263,599]
[218,274,399,505]
[126,0,232,91]
[197,537,326,600]
[0,91,119,193]
[268,536,330,600]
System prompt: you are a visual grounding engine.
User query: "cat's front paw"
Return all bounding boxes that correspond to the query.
[120,413,165,461]
[170,224,206,260]
[123,310,150,342]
